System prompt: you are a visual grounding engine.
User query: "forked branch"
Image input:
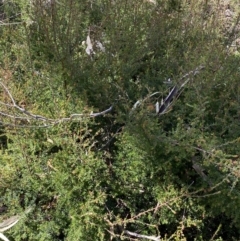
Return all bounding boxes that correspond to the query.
[131,65,205,115]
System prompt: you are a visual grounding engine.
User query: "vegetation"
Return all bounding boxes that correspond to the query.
[0,0,240,240]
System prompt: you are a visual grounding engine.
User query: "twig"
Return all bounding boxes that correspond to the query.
[192,158,213,186]
[158,65,204,115]
[0,215,20,233]
[124,230,161,241]
[210,224,222,241]
[130,65,204,116]
[131,92,160,112]
[0,207,32,241]
[0,233,9,241]
[0,21,23,26]
[0,81,113,127]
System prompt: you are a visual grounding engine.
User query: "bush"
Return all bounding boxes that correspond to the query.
[0,0,240,240]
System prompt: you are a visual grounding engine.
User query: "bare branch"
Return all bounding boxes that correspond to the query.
[158,65,204,115]
[0,215,20,233]
[0,81,113,128]
[158,86,178,115]
[130,65,205,116]
[0,207,32,241]
[0,21,23,26]
[0,82,16,105]
[192,158,213,186]
[124,230,161,241]
[0,233,10,241]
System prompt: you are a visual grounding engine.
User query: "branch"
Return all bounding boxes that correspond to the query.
[192,158,213,186]
[124,230,161,241]
[0,207,32,241]
[158,65,204,115]
[130,65,205,116]
[0,233,10,241]
[0,216,20,233]
[0,21,23,26]
[0,81,113,128]
[158,86,178,115]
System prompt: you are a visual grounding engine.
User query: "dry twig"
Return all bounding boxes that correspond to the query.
[0,81,112,128]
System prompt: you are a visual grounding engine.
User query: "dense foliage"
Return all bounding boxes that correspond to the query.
[0,0,240,240]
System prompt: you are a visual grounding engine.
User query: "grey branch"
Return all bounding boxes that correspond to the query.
[124,230,161,241]
[0,207,32,241]
[192,159,212,186]
[158,65,204,115]
[158,86,178,115]
[131,91,160,113]
[0,21,23,26]
[131,65,204,115]
[0,215,20,233]
[0,81,112,128]
[0,233,10,241]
